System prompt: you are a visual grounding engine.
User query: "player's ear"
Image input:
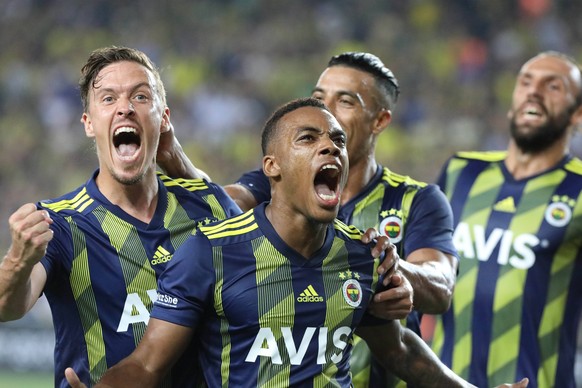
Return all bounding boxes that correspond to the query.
[507,108,514,122]
[570,103,582,129]
[161,107,171,133]
[82,113,94,138]
[373,108,392,135]
[263,154,281,179]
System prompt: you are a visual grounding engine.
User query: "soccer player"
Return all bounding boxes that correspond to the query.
[431,51,582,387]
[224,52,458,386]
[0,46,242,388]
[65,97,528,388]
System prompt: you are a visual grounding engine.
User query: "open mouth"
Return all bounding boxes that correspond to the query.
[521,103,546,119]
[113,127,141,158]
[314,164,341,202]
[524,107,542,116]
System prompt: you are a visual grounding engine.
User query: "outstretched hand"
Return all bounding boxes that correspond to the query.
[65,367,87,388]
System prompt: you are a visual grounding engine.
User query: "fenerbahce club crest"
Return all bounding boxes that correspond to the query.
[340,270,363,308]
[379,209,404,243]
[544,195,575,227]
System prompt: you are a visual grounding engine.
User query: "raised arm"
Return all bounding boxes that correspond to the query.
[223,184,259,212]
[66,318,193,388]
[0,203,50,321]
[224,168,271,211]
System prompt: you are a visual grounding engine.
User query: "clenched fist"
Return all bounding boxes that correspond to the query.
[6,203,54,268]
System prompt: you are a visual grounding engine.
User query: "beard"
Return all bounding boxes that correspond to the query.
[108,165,148,186]
[509,106,573,153]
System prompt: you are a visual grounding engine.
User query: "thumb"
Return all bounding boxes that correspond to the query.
[65,367,87,388]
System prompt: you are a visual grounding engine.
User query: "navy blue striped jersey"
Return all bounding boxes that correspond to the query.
[38,170,241,388]
[432,152,582,388]
[151,202,384,387]
[234,166,457,386]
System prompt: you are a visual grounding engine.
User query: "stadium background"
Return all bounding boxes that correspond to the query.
[0,0,581,386]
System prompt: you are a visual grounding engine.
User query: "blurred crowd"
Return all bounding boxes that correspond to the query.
[1,0,582,372]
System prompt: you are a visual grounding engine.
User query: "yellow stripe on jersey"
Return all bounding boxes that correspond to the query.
[456,150,507,162]
[157,172,209,191]
[66,217,107,384]
[564,157,582,175]
[40,188,94,213]
[401,188,417,228]
[200,210,257,239]
[204,193,229,220]
[535,188,582,387]
[382,167,427,189]
[444,158,469,201]
[333,219,362,240]
[252,237,295,386]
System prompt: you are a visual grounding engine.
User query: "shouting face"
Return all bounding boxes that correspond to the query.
[311,66,387,168]
[82,60,168,188]
[265,105,349,224]
[508,54,582,153]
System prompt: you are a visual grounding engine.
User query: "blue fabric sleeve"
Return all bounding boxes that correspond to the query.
[151,234,215,328]
[233,168,271,205]
[207,181,243,216]
[37,207,71,287]
[403,184,458,259]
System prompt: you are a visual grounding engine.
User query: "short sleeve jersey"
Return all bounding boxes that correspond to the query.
[39,170,241,388]
[432,152,582,388]
[235,166,457,387]
[151,202,384,387]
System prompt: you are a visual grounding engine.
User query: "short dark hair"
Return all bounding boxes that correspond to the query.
[328,52,400,110]
[261,97,329,155]
[79,46,166,112]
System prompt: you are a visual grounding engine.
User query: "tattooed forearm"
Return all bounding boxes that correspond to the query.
[358,322,473,388]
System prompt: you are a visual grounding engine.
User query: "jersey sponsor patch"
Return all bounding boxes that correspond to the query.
[156,292,178,308]
[245,326,352,365]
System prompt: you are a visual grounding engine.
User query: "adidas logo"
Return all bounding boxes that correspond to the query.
[493,196,516,213]
[151,246,172,265]
[297,285,323,303]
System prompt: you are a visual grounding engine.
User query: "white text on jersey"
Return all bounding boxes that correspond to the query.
[117,289,157,332]
[453,222,539,269]
[245,326,352,365]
